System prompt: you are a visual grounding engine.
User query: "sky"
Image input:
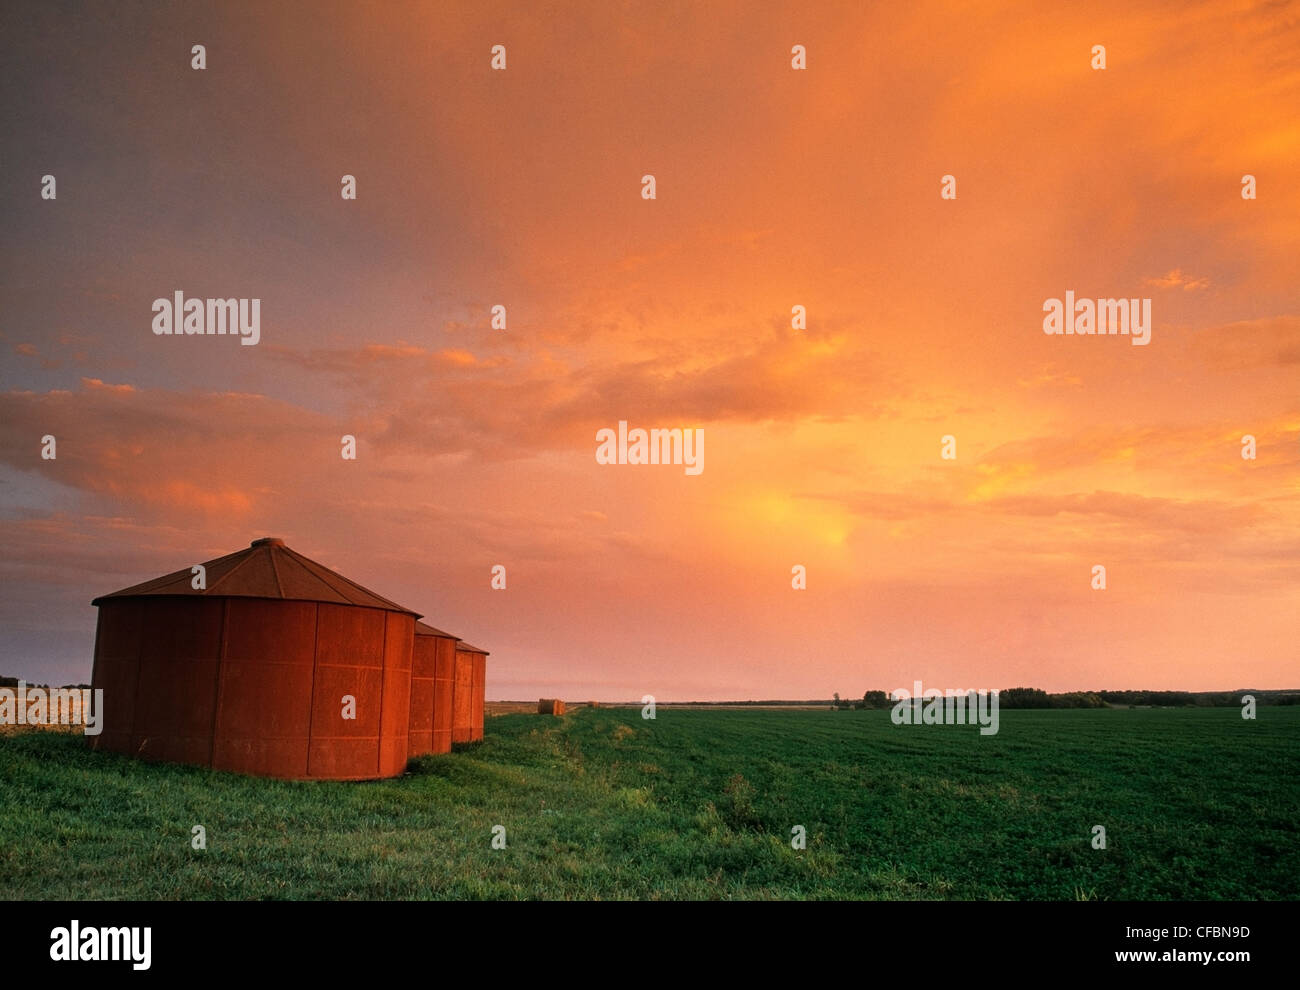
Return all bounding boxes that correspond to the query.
[1,0,1297,699]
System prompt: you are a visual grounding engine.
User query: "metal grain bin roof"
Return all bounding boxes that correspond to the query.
[91,537,420,616]
[456,641,489,655]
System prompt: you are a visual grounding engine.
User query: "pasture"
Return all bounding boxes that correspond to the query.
[0,707,1295,899]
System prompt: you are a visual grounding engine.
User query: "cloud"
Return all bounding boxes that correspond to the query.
[0,379,334,521]
[1145,269,1210,291]
[79,378,136,394]
[259,327,901,460]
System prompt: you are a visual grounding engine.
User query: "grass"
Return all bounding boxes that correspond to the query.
[0,707,1296,899]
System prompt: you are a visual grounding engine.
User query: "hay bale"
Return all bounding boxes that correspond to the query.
[587,700,599,708]
[538,698,567,715]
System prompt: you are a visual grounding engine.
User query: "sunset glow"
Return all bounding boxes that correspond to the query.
[2,0,1297,698]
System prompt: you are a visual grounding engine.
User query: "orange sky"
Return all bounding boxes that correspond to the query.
[1,0,1297,697]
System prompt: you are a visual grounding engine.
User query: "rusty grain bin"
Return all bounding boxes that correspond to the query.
[538,698,566,716]
[431,630,457,754]
[451,641,489,743]
[409,620,458,757]
[466,644,488,741]
[89,538,418,780]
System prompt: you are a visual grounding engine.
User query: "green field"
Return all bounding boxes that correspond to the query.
[1,707,1296,900]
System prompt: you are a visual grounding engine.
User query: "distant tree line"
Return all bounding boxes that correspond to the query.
[830,687,1299,709]
[831,691,893,710]
[1094,689,1300,708]
[999,688,1102,708]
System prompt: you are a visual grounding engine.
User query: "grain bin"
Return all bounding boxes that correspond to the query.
[89,538,418,780]
[468,645,487,741]
[431,629,457,754]
[409,620,458,757]
[451,641,489,744]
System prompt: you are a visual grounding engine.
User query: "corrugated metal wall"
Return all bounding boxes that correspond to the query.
[90,597,415,780]
[409,623,460,757]
[408,629,437,757]
[451,647,474,744]
[431,635,456,754]
[471,653,485,742]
